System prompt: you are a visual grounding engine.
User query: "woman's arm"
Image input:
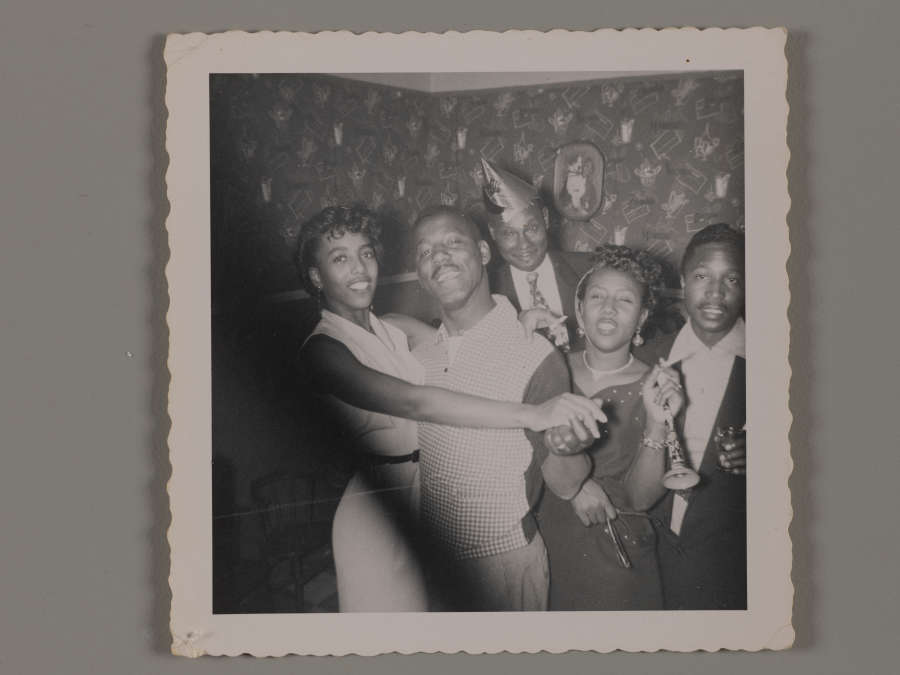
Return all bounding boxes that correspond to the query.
[623,362,685,511]
[381,313,437,350]
[301,335,605,433]
[622,418,669,511]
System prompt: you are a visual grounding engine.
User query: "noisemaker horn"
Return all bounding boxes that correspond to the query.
[661,409,700,490]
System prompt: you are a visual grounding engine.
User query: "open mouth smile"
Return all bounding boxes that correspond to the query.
[348,279,372,292]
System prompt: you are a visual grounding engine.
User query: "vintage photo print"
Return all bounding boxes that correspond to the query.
[165,29,792,656]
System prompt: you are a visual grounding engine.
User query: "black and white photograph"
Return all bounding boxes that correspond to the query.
[165,29,791,656]
[210,68,748,615]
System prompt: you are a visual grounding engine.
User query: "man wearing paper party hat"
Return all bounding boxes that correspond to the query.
[481,158,592,352]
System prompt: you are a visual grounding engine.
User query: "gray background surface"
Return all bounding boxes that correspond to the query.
[1,1,897,672]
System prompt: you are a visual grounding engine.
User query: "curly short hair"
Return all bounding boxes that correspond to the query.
[681,222,744,275]
[575,244,664,313]
[413,204,483,242]
[293,205,383,295]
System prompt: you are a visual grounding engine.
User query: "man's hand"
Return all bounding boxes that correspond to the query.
[571,478,617,526]
[544,416,596,456]
[718,432,746,475]
[519,307,564,341]
[528,393,606,435]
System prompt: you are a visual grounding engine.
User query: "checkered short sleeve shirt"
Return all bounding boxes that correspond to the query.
[414,296,556,560]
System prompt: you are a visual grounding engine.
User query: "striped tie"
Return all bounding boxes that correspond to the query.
[526,271,548,310]
[526,270,570,352]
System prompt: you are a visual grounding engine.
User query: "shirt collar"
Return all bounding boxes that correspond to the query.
[668,317,746,364]
[435,295,515,344]
[509,253,554,284]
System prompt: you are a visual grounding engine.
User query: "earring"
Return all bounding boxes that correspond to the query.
[632,331,644,347]
[576,326,585,338]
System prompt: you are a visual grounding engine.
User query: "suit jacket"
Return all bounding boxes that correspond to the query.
[490,250,593,352]
[636,331,748,610]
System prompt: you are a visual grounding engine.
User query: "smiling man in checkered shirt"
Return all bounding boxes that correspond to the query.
[411,206,594,612]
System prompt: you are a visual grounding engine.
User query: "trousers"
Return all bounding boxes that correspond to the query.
[430,531,549,611]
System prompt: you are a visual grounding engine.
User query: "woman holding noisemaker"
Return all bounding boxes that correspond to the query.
[534,245,684,610]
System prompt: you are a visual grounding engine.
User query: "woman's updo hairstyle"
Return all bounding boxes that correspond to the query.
[294,205,383,296]
[575,244,663,313]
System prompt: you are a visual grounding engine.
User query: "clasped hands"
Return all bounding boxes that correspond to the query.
[519,308,607,453]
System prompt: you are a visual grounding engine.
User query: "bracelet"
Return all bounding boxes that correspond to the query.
[641,434,666,451]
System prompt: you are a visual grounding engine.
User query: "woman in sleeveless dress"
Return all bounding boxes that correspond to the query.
[533,245,685,610]
[296,206,606,612]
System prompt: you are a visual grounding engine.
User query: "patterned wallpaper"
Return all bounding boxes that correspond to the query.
[210,71,744,302]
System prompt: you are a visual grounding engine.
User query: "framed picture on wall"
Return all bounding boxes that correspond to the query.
[164,28,792,658]
[553,141,605,221]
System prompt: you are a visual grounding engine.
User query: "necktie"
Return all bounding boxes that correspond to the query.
[526,271,548,310]
[526,271,569,351]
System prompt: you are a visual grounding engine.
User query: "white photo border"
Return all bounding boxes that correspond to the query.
[165,28,792,656]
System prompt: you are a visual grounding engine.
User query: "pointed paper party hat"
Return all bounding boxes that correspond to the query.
[481,158,541,223]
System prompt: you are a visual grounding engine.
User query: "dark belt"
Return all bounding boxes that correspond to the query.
[358,449,420,466]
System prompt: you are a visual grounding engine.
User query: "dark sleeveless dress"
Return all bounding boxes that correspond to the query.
[537,375,663,610]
